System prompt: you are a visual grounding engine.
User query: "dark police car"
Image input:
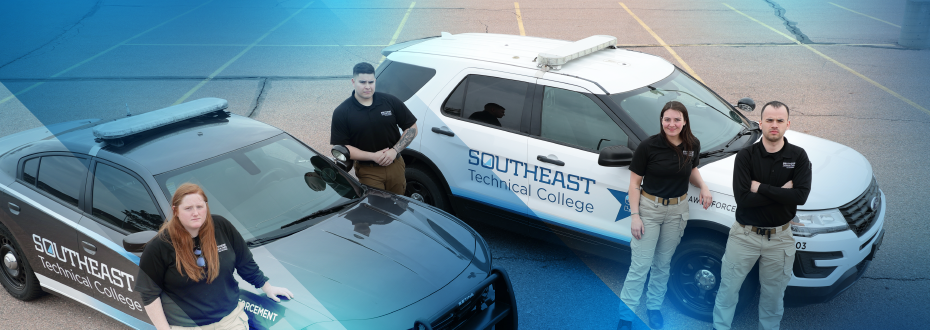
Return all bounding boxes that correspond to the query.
[0,98,516,330]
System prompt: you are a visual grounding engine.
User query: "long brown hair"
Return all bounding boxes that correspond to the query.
[659,101,697,169]
[157,183,220,283]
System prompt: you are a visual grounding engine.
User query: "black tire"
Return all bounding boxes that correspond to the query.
[668,236,758,322]
[405,166,450,212]
[0,224,44,301]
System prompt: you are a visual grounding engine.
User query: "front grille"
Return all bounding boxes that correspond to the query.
[429,285,493,330]
[838,177,882,237]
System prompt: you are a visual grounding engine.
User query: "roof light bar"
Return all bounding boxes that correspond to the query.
[537,35,617,69]
[93,97,228,140]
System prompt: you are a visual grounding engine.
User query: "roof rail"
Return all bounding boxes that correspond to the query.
[537,35,617,70]
[93,98,228,142]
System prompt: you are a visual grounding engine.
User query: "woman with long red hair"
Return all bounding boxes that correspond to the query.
[136,183,293,329]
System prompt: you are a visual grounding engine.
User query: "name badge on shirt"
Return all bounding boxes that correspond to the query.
[217,243,228,253]
[783,161,795,169]
[381,111,392,116]
[683,150,694,157]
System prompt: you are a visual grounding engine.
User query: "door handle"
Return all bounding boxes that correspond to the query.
[81,241,97,255]
[8,202,19,215]
[537,155,565,166]
[431,127,455,137]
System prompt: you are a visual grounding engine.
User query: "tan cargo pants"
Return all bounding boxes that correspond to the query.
[713,222,796,330]
[355,156,406,195]
[618,196,689,321]
[169,300,249,330]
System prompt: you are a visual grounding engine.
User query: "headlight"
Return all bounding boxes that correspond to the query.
[792,209,848,237]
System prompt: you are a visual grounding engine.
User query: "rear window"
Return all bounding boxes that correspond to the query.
[375,60,436,102]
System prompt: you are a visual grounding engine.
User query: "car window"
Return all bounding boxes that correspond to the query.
[443,75,529,131]
[91,163,163,233]
[22,157,38,185]
[36,156,89,207]
[540,87,629,151]
[375,60,437,102]
[156,135,359,240]
[609,69,745,150]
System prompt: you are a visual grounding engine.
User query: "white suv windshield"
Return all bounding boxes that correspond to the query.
[609,69,748,149]
[155,135,359,240]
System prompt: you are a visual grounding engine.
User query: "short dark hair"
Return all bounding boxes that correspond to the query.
[760,100,790,119]
[484,103,504,110]
[353,62,375,77]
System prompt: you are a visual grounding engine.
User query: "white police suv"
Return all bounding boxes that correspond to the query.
[373,33,886,320]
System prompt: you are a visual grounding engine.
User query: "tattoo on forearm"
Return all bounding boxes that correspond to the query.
[394,127,417,152]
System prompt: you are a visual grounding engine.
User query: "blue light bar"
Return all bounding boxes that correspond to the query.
[93,98,228,140]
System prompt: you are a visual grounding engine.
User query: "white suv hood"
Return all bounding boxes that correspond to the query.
[700,131,872,210]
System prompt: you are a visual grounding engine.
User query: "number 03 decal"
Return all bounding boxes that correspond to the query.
[796,242,807,250]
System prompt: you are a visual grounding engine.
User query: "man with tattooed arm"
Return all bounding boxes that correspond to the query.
[330,62,418,194]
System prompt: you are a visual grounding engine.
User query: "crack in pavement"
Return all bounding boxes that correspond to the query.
[0,0,103,71]
[477,19,489,33]
[248,78,268,118]
[761,0,812,44]
[862,276,930,282]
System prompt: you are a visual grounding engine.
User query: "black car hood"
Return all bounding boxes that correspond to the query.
[251,193,477,321]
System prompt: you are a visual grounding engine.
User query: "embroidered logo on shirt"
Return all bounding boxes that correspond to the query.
[217,243,228,253]
[380,111,392,116]
[783,161,795,169]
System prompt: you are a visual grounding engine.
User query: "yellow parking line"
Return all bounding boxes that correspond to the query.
[515,2,526,36]
[619,2,704,83]
[0,0,216,106]
[173,1,314,105]
[723,3,929,116]
[829,2,901,28]
[379,2,416,64]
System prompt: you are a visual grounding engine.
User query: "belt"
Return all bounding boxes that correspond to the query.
[739,223,790,240]
[641,191,687,206]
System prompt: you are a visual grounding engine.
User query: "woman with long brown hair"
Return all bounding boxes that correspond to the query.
[136,183,293,329]
[618,101,713,330]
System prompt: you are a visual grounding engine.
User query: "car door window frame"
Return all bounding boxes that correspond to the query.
[17,152,91,212]
[529,82,641,152]
[440,73,536,135]
[83,158,165,235]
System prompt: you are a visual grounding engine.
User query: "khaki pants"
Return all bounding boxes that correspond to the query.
[355,156,406,195]
[170,301,249,330]
[713,222,796,330]
[618,196,689,321]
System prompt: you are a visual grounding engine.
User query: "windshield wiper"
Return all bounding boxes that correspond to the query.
[648,86,742,125]
[280,198,362,229]
[700,126,760,158]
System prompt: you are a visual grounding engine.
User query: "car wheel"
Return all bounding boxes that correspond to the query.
[405,166,449,211]
[0,224,44,301]
[668,236,758,321]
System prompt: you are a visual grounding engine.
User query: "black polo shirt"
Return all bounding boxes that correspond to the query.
[330,91,417,154]
[733,137,812,227]
[629,134,701,198]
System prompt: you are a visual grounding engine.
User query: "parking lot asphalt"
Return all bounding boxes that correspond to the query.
[1,0,928,329]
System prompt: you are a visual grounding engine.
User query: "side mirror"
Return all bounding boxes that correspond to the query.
[331,145,353,172]
[331,145,350,161]
[598,145,634,167]
[736,97,756,112]
[123,231,157,253]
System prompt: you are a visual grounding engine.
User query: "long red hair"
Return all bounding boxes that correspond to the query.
[158,183,220,283]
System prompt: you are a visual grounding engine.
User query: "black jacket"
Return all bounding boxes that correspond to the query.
[733,137,812,227]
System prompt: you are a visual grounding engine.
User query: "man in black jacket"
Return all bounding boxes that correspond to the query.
[713,101,812,330]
